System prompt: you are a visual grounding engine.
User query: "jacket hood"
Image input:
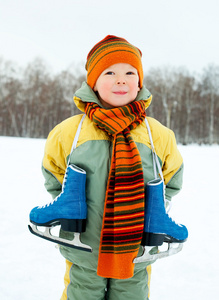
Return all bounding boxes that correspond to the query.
[73,81,152,113]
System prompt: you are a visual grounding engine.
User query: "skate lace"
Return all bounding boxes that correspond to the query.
[165,199,182,226]
[41,198,57,208]
[38,171,68,209]
[167,212,182,226]
[165,199,172,213]
[169,215,179,225]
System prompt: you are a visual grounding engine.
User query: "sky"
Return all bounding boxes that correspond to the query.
[0,0,219,75]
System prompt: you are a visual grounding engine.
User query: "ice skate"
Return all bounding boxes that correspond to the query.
[134,178,188,263]
[28,164,92,252]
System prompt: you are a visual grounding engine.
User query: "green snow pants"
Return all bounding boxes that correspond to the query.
[61,260,151,300]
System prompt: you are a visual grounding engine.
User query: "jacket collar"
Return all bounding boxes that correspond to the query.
[74,81,152,113]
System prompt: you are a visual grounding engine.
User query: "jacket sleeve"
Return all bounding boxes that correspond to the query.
[162,130,184,201]
[41,114,85,199]
[41,123,67,199]
[147,117,183,201]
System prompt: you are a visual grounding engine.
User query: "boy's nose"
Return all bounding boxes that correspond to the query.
[116,77,126,84]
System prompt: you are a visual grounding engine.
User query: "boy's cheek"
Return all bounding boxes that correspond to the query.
[129,81,140,95]
[97,82,112,97]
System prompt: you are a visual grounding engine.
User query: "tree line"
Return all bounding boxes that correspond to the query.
[0,57,218,144]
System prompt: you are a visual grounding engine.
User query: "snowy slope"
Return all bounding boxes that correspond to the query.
[0,137,218,299]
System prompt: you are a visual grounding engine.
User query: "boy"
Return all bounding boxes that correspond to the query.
[29,35,187,299]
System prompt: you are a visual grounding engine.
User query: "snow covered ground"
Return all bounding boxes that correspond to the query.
[0,136,218,299]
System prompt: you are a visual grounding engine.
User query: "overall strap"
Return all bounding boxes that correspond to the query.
[145,118,164,182]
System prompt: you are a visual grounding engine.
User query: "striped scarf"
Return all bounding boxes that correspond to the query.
[85,100,146,279]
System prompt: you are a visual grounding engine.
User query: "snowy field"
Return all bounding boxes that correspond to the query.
[0,136,218,300]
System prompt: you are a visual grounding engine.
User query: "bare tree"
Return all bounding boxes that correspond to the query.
[0,58,23,136]
[0,57,218,144]
[200,64,219,144]
[145,67,179,129]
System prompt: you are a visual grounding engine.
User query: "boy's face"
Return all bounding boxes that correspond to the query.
[93,63,140,108]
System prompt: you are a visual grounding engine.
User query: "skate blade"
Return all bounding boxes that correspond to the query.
[28,224,92,252]
[133,243,183,263]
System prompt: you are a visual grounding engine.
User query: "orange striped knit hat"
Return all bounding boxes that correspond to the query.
[86,35,144,89]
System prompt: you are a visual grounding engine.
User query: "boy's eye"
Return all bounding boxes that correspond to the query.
[104,71,137,75]
[105,71,114,75]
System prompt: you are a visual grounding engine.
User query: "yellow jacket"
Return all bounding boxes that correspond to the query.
[42,82,183,271]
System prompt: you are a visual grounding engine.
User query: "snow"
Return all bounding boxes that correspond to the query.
[0,136,218,299]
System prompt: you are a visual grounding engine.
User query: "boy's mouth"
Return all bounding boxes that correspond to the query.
[113,91,127,95]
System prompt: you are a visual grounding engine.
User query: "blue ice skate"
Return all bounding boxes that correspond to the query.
[134,179,188,263]
[28,164,92,252]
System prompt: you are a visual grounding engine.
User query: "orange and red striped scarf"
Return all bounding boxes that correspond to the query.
[85,100,146,279]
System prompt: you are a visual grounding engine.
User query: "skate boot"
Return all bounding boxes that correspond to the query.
[28,164,92,252]
[134,178,188,263]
